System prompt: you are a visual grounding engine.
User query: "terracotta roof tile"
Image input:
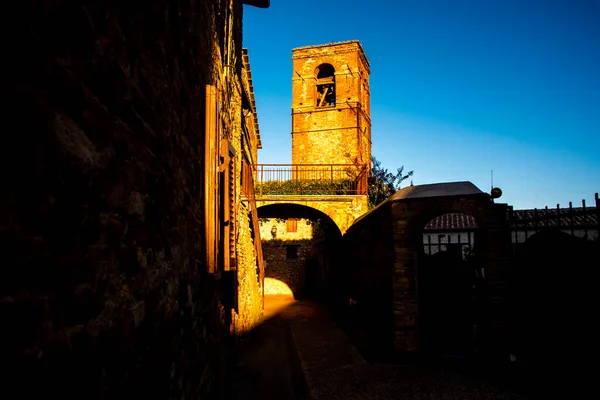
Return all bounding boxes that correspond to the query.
[424,213,479,230]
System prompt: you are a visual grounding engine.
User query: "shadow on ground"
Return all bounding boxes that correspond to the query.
[233,295,543,400]
[233,295,308,400]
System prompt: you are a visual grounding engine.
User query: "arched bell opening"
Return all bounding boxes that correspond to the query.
[315,63,336,107]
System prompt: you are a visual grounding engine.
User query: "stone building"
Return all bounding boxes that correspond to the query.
[291,40,371,169]
[1,1,269,398]
[257,41,372,298]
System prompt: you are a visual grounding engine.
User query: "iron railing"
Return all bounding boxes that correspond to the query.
[507,192,599,245]
[252,163,368,196]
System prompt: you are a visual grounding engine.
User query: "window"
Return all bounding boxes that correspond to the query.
[286,245,299,260]
[205,84,236,274]
[286,218,298,233]
[316,64,335,107]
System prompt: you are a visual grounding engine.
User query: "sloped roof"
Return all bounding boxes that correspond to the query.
[241,48,262,149]
[424,208,598,231]
[391,181,485,201]
[352,181,486,227]
[424,213,479,230]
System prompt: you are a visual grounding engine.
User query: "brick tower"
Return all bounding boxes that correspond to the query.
[291,41,371,169]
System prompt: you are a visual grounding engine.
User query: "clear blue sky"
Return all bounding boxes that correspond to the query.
[243,0,599,210]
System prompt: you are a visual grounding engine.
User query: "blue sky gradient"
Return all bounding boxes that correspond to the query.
[243,0,599,209]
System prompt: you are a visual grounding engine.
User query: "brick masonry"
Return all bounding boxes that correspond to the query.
[341,194,512,359]
[256,195,368,235]
[291,41,371,169]
[1,1,265,397]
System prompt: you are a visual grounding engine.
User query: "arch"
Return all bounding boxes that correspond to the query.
[316,63,335,77]
[257,203,343,237]
[401,199,489,247]
[257,203,344,299]
[255,196,367,235]
[421,212,480,259]
[315,63,336,107]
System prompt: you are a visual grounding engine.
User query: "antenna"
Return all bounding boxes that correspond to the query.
[490,170,503,200]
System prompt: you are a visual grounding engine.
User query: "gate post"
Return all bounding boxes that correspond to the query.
[479,202,513,363]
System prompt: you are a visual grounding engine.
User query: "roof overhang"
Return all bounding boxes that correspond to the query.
[242,48,262,149]
[242,0,270,8]
[391,181,485,201]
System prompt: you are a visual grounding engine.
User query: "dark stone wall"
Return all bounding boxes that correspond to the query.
[1,1,244,398]
[389,197,511,357]
[338,203,396,355]
[339,195,512,361]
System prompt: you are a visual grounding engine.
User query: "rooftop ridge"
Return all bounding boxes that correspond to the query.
[292,39,361,51]
[292,40,370,67]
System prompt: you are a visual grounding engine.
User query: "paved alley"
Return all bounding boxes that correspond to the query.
[234,296,528,400]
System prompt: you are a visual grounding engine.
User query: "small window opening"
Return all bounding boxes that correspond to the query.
[286,245,299,260]
[286,218,298,232]
[316,64,335,107]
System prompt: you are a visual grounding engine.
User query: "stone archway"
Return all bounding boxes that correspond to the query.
[256,195,368,235]
[257,203,344,300]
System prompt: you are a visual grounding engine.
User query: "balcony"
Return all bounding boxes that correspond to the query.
[252,164,368,196]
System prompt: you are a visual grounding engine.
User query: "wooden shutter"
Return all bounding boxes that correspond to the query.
[241,159,253,199]
[219,139,236,271]
[286,218,298,233]
[205,84,220,273]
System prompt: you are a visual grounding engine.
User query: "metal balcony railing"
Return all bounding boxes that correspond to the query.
[252,164,368,196]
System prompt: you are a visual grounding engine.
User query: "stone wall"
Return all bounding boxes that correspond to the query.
[260,218,314,296]
[389,197,511,356]
[338,193,512,360]
[1,1,265,397]
[339,203,397,353]
[262,239,314,297]
[259,217,315,241]
[234,204,264,334]
[259,216,346,299]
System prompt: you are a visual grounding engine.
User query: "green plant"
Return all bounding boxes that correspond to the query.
[255,179,356,195]
[368,157,414,209]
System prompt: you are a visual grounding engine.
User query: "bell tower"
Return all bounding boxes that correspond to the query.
[291,41,371,168]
